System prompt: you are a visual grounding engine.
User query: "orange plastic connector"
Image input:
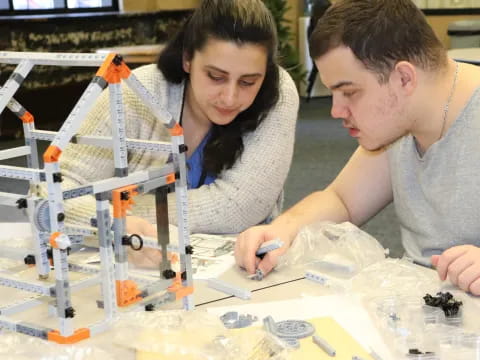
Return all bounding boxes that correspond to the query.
[96,53,131,84]
[49,231,61,249]
[169,123,184,136]
[116,279,142,307]
[20,111,34,123]
[167,273,193,300]
[168,252,179,264]
[43,145,62,163]
[47,328,90,344]
[112,185,138,219]
[166,173,175,184]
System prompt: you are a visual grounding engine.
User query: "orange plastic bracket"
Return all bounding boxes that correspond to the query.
[112,185,138,219]
[49,231,61,249]
[166,173,175,184]
[47,328,90,344]
[20,111,34,123]
[168,123,184,136]
[43,145,62,163]
[167,273,193,300]
[116,279,142,307]
[96,53,131,84]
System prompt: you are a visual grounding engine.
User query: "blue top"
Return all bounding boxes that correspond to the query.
[186,132,216,189]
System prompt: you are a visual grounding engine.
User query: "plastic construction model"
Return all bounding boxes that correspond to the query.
[0,51,194,344]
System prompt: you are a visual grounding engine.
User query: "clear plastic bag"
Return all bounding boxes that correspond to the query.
[277,221,386,277]
[0,332,113,360]
[351,258,440,298]
[112,309,290,360]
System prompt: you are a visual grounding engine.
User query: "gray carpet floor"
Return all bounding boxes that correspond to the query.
[0,96,403,257]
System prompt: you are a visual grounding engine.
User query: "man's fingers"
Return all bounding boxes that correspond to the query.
[469,277,480,295]
[447,258,474,286]
[436,247,469,281]
[457,263,480,292]
[431,255,440,267]
[257,249,281,276]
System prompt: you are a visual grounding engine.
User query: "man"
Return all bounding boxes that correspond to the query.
[234,0,480,295]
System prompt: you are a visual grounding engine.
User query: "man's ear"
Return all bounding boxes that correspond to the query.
[392,61,417,95]
[182,54,191,73]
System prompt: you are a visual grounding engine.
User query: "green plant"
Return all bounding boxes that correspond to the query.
[263,0,306,85]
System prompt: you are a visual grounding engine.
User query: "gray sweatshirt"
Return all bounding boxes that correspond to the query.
[388,87,480,265]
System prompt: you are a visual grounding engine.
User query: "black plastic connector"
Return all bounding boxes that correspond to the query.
[65,307,75,318]
[57,213,65,222]
[113,55,124,65]
[178,144,188,154]
[52,172,63,183]
[24,254,36,265]
[16,198,28,209]
[162,269,176,280]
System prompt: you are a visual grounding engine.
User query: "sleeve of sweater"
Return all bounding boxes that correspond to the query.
[165,68,299,234]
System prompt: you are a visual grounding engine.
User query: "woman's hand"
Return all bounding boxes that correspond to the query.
[125,216,161,269]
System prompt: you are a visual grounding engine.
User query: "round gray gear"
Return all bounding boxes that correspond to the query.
[33,200,50,232]
[272,320,315,339]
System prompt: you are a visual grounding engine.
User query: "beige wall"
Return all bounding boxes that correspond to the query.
[426,15,480,48]
[122,0,200,12]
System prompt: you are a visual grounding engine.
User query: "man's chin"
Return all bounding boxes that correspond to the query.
[358,140,385,152]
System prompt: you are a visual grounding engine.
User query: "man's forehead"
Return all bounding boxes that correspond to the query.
[315,46,369,88]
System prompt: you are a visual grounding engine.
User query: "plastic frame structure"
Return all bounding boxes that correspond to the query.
[0,51,194,344]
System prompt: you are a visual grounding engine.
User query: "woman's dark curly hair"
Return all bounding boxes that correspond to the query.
[158,0,280,176]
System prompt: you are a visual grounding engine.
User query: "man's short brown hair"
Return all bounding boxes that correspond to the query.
[309,0,447,82]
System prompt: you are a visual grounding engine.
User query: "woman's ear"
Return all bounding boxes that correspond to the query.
[182,54,191,73]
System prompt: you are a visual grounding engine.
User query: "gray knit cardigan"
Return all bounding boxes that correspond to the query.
[40,64,299,234]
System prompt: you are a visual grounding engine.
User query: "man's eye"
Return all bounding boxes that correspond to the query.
[343,91,356,98]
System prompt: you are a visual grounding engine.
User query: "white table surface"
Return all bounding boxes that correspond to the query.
[448,47,480,64]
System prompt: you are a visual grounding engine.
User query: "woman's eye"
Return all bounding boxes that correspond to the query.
[208,73,224,82]
[240,80,255,87]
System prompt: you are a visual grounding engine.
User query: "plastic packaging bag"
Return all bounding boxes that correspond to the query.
[277,221,386,277]
[0,332,114,360]
[351,258,440,298]
[112,309,290,360]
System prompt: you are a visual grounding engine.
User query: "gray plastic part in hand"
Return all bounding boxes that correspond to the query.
[247,268,264,281]
[255,238,284,256]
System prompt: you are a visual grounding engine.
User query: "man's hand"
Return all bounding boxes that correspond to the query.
[234,224,295,276]
[431,245,480,295]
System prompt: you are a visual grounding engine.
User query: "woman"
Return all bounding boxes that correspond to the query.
[55,0,298,249]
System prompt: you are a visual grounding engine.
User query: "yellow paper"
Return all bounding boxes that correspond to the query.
[137,317,375,360]
[290,317,374,360]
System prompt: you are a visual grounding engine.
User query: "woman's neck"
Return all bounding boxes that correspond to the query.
[183,82,211,130]
[181,82,212,158]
